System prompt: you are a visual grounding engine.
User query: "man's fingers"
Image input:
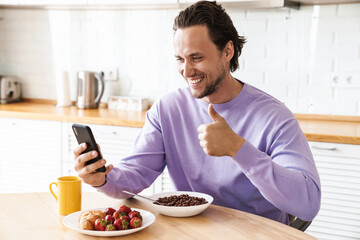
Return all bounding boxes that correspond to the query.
[198,132,206,141]
[78,158,106,176]
[199,140,206,148]
[73,143,86,157]
[198,123,211,133]
[208,104,223,122]
[77,150,98,164]
[105,164,114,174]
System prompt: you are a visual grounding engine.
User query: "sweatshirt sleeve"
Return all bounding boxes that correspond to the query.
[233,118,321,221]
[95,104,166,199]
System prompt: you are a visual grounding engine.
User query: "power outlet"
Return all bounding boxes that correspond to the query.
[102,68,118,81]
[330,73,359,88]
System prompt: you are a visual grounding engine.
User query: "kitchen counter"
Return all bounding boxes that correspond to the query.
[0,100,146,128]
[1,101,360,145]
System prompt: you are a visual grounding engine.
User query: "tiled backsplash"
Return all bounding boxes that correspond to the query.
[0,4,359,115]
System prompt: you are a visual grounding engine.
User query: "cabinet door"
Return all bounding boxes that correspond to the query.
[0,118,62,193]
[88,0,177,4]
[306,141,360,240]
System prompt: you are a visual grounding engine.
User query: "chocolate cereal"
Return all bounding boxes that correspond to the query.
[154,194,208,207]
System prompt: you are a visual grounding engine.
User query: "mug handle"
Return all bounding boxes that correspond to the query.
[49,182,58,201]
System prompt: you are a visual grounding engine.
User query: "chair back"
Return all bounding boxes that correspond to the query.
[289,214,312,232]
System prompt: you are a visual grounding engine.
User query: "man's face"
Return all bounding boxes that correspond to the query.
[174,25,227,99]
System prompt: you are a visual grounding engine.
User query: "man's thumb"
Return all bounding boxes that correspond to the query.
[208,104,222,122]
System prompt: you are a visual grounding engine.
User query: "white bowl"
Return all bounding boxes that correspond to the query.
[150,191,213,217]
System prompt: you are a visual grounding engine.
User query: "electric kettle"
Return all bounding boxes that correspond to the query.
[76,71,104,109]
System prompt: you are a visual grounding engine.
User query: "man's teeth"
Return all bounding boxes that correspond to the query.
[189,77,203,84]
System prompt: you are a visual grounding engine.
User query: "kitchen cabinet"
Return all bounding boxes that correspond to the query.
[2,0,357,9]
[306,141,360,240]
[88,0,177,4]
[178,0,360,9]
[17,0,88,4]
[0,118,62,193]
[0,117,168,195]
[0,0,178,8]
[0,0,19,4]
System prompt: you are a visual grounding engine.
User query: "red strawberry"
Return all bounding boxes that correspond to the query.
[128,210,142,221]
[113,210,127,219]
[105,224,116,231]
[114,218,129,230]
[94,218,107,231]
[118,205,132,215]
[104,207,116,216]
[130,217,142,229]
[105,214,115,224]
[119,215,130,222]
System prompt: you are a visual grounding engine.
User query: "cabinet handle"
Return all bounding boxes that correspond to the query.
[311,145,337,151]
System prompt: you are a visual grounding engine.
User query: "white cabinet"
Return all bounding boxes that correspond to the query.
[0,0,19,4]
[17,0,88,4]
[0,117,170,195]
[306,141,360,240]
[88,0,177,4]
[0,118,62,193]
[0,0,178,6]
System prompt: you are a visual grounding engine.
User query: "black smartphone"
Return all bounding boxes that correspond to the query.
[72,123,106,173]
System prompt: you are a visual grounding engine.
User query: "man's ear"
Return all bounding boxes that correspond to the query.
[223,40,234,62]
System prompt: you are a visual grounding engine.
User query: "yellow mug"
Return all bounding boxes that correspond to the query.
[49,176,82,215]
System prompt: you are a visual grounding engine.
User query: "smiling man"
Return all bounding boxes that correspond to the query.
[74,1,321,225]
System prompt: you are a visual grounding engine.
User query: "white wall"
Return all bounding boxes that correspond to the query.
[0,3,359,115]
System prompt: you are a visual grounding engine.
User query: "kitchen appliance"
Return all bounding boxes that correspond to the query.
[76,71,104,109]
[0,75,21,104]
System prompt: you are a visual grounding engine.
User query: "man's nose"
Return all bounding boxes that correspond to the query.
[183,61,194,78]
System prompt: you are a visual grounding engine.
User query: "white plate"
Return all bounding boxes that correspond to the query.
[62,207,155,237]
[150,191,213,217]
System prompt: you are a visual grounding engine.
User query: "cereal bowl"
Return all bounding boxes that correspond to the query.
[150,191,213,217]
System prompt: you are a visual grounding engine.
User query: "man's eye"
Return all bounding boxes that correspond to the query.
[176,58,184,62]
[192,56,202,61]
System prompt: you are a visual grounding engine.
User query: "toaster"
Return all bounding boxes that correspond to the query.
[0,76,22,104]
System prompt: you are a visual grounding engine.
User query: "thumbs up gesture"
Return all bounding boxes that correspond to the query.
[198,104,245,157]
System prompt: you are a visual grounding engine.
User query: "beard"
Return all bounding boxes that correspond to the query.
[190,65,226,99]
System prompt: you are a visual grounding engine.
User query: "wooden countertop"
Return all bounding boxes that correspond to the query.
[0,192,317,240]
[295,114,360,145]
[0,101,146,128]
[0,101,360,145]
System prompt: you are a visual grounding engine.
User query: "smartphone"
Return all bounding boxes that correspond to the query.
[72,123,106,173]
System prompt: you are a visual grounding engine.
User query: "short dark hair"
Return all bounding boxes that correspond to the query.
[173,1,246,72]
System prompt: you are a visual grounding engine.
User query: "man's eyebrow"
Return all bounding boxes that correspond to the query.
[174,52,202,58]
[189,52,202,56]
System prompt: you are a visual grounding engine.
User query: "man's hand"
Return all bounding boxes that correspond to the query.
[73,143,113,187]
[198,104,245,158]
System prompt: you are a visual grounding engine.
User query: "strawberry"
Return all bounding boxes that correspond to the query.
[105,224,116,231]
[105,214,115,224]
[94,218,107,231]
[113,210,127,219]
[128,210,142,221]
[130,217,142,229]
[119,215,130,222]
[104,207,116,216]
[114,218,129,230]
[118,205,132,215]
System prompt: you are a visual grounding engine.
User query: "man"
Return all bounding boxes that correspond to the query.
[74,1,321,224]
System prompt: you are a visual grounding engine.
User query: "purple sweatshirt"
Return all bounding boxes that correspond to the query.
[97,82,321,224]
